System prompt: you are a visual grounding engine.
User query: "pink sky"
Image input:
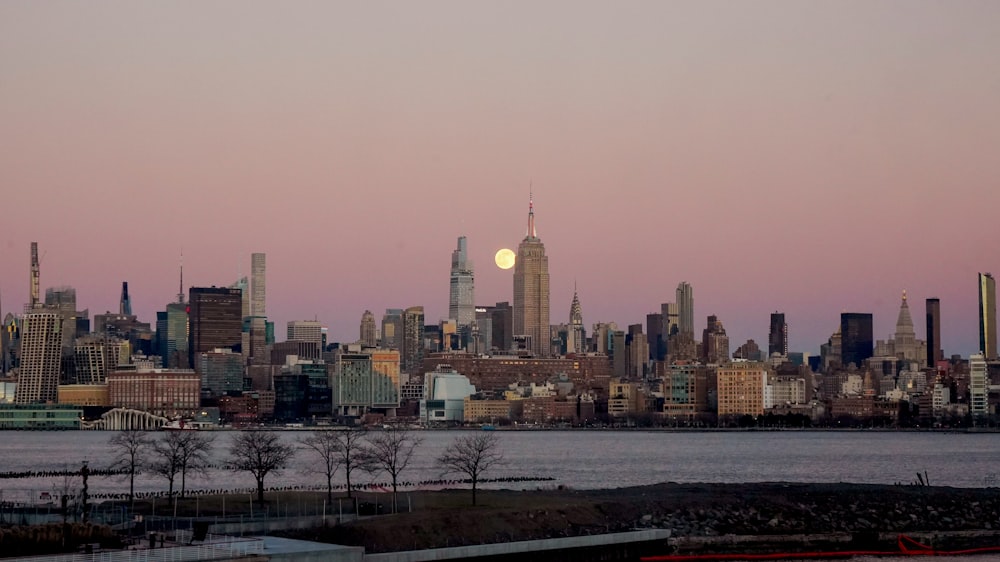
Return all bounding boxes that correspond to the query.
[2,1,999,356]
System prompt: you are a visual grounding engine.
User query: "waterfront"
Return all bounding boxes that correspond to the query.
[2,429,998,499]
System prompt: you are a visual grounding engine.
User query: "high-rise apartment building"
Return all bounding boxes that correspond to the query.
[402,306,425,373]
[188,287,243,367]
[251,253,266,317]
[198,348,245,396]
[840,313,874,368]
[979,273,997,359]
[29,242,40,310]
[676,282,694,337]
[381,309,403,350]
[448,236,475,328]
[702,315,730,365]
[768,312,788,357]
[74,336,129,384]
[360,310,377,347]
[716,361,769,417]
[969,353,988,416]
[14,311,63,404]
[513,197,550,357]
[925,298,942,365]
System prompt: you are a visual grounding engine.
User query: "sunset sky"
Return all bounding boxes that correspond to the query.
[2,1,998,356]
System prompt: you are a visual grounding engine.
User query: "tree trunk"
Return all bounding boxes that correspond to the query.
[129,468,135,502]
[472,478,477,506]
[257,478,265,505]
[391,477,398,514]
[346,470,352,499]
[181,469,187,498]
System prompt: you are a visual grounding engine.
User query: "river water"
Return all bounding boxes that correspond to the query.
[1,429,998,498]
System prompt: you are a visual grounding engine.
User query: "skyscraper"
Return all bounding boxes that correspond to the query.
[513,196,550,357]
[120,282,132,316]
[381,309,403,349]
[676,282,694,337]
[29,242,40,311]
[251,253,266,317]
[768,312,788,357]
[979,273,997,359]
[188,287,243,367]
[568,288,585,355]
[287,319,323,341]
[892,291,917,362]
[401,306,425,373]
[156,302,189,369]
[14,311,63,404]
[360,310,377,347]
[647,313,665,361]
[925,298,942,366]
[840,313,873,368]
[449,236,475,328]
[491,302,513,353]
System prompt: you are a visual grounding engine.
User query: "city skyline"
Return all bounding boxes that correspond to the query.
[2,1,999,356]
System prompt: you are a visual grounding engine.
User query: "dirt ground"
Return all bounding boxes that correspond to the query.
[271,483,1000,553]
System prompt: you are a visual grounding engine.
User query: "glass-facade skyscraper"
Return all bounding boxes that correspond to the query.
[979,273,997,359]
[449,236,475,328]
[840,312,873,369]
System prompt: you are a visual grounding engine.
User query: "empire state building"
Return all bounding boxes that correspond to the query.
[513,197,550,357]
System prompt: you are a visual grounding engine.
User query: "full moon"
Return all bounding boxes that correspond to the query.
[494,248,516,270]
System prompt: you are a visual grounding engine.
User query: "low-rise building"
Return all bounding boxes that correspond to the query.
[107,368,200,418]
[57,384,110,407]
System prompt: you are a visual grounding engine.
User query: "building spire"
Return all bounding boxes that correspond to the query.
[177,249,185,304]
[526,189,537,239]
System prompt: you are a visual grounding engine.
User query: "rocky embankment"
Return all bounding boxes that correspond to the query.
[277,483,1000,554]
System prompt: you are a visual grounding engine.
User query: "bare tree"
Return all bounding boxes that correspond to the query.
[363,427,422,513]
[108,429,150,502]
[299,431,343,503]
[177,432,214,498]
[437,432,503,506]
[149,433,184,497]
[229,431,295,505]
[332,427,369,499]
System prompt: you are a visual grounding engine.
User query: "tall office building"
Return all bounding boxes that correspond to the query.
[448,236,475,327]
[768,312,788,357]
[14,311,63,404]
[925,298,942,366]
[360,310,377,347]
[892,291,917,362]
[156,302,189,369]
[647,313,665,361]
[840,313,874,368]
[381,309,403,349]
[120,282,132,316]
[661,302,679,338]
[188,287,243,367]
[979,273,997,359]
[568,288,585,355]
[251,253,266,317]
[676,282,694,337]
[491,302,513,353]
[513,197,550,357]
[401,306,425,373]
[287,320,324,356]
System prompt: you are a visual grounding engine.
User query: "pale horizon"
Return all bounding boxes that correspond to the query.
[2,1,999,357]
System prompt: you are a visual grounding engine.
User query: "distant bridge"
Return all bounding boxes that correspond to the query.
[83,407,169,430]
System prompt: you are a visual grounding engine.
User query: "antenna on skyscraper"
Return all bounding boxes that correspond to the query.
[177,249,185,304]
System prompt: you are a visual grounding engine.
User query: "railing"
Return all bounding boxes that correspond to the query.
[10,535,263,562]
